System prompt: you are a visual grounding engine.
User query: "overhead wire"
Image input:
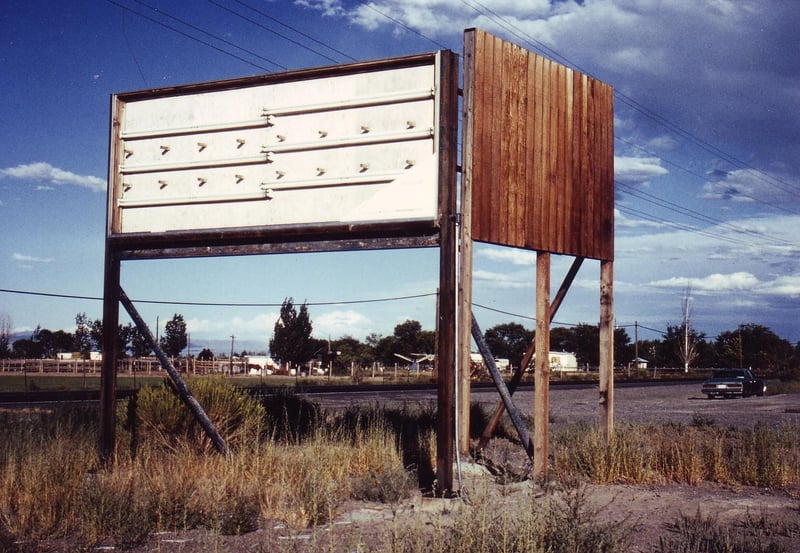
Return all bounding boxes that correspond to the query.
[105,0,285,71]
[229,0,358,62]
[0,288,436,308]
[358,2,450,50]
[616,181,798,249]
[459,0,800,223]
[614,135,800,217]
[208,0,347,65]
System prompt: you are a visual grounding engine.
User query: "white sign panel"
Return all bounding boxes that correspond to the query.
[109,54,444,238]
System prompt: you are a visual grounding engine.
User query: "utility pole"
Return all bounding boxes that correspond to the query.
[229,334,235,376]
[682,284,692,373]
[633,320,639,377]
[738,326,744,368]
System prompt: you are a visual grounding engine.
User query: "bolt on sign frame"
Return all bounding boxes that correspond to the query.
[459,29,615,479]
[100,51,460,490]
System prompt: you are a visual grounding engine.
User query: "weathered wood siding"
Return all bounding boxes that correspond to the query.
[463,28,614,261]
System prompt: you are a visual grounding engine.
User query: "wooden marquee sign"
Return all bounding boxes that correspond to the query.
[100,28,615,491]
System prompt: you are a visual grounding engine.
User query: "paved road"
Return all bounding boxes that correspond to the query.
[303,382,800,428]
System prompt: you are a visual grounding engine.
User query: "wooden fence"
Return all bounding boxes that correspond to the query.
[0,358,243,375]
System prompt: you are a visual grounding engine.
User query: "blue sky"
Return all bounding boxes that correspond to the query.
[2,0,800,354]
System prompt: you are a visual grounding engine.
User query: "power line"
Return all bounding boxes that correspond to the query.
[105,0,284,72]
[226,0,357,62]
[0,287,435,308]
[358,2,450,50]
[461,0,800,209]
[207,0,345,65]
[616,181,797,249]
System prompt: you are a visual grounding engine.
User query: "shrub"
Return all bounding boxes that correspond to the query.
[121,376,266,454]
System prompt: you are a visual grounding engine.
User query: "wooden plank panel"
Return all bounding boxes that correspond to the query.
[472,30,491,244]
[464,29,614,261]
[488,32,505,245]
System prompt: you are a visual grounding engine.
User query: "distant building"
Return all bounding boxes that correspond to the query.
[470,352,511,371]
[245,355,277,375]
[546,351,578,372]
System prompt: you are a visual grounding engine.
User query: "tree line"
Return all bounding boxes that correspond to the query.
[0,313,188,360]
[2,301,799,379]
[262,299,800,378]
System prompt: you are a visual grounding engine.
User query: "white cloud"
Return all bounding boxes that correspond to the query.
[699,168,800,206]
[12,252,54,263]
[614,156,668,184]
[615,208,666,229]
[313,309,372,338]
[475,244,535,266]
[649,272,761,293]
[473,269,532,289]
[0,162,105,192]
[757,275,800,298]
[186,312,277,341]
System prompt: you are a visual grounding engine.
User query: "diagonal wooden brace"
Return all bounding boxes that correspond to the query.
[475,257,583,452]
[471,312,533,459]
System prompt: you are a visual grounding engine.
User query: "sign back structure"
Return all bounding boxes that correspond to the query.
[100,52,460,490]
[459,29,615,478]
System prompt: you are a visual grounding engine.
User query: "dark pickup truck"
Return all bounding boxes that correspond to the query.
[701,368,766,399]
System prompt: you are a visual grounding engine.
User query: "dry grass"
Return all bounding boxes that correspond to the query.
[1,386,798,551]
[551,420,800,488]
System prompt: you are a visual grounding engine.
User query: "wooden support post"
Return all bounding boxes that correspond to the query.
[457,167,473,458]
[533,251,551,479]
[458,31,476,458]
[99,250,120,462]
[435,49,459,493]
[599,259,614,440]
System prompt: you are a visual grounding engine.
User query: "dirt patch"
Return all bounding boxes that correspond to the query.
[112,478,798,553]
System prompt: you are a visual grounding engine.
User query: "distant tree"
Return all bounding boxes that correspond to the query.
[550,327,573,353]
[374,334,399,366]
[614,327,633,368]
[129,325,152,358]
[0,314,11,359]
[88,318,136,357]
[483,322,533,369]
[332,336,375,374]
[662,324,705,369]
[90,318,104,352]
[74,312,95,358]
[160,314,188,357]
[570,323,600,368]
[197,348,214,361]
[269,298,314,370]
[12,336,40,358]
[637,339,664,368]
[392,320,424,357]
[34,328,73,358]
[715,324,793,374]
[548,324,631,368]
[366,332,396,366]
